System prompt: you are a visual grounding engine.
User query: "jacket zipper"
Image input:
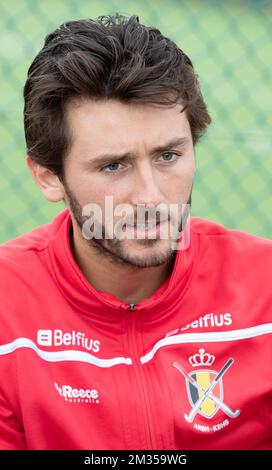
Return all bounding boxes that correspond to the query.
[127,303,154,449]
[128,303,136,312]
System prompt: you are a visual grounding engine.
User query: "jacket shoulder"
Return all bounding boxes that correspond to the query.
[0,208,69,265]
[191,216,272,247]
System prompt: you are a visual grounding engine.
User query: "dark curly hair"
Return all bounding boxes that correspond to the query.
[24,13,211,177]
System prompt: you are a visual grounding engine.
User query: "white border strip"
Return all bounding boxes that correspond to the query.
[0,338,132,368]
[140,324,272,364]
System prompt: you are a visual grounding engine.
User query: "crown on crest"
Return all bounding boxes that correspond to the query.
[189,348,215,367]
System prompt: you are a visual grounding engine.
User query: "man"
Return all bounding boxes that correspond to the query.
[0,14,271,450]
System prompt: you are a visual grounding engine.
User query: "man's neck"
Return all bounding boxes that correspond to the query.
[70,223,175,305]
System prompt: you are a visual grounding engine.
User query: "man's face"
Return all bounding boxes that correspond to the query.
[62,98,196,268]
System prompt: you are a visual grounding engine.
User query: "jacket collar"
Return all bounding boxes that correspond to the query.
[48,209,198,321]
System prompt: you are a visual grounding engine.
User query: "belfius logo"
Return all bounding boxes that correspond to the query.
[37,329,100,352]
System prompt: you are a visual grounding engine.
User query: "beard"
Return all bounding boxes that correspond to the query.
[63,181,193,269]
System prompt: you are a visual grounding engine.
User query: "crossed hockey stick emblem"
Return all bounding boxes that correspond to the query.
[174,359,240,423]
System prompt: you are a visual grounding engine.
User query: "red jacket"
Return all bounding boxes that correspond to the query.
[0,209,271,449]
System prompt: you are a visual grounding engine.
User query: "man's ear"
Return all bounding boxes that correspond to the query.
[26,156,65,202]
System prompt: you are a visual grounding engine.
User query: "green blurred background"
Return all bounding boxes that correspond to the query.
[0,0,271,243]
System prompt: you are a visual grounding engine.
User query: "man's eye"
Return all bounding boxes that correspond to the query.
[100,162,123,173]
[159,152,179,163]
[100,152,180,173]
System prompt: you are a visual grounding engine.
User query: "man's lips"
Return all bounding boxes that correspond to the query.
[125,219,168,228]
[125,220,168,234]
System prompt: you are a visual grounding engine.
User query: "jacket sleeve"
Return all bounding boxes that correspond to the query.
[0,260,27,449]
[0,354,26,449]
[0,399,26,449]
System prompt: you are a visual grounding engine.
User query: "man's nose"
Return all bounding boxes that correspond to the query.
[128,164,163,207]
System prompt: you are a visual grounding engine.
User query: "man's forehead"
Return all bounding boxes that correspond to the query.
[65,97,191,156]
[66,96,186,121]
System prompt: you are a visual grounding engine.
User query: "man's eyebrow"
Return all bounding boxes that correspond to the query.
[88,136,190,167]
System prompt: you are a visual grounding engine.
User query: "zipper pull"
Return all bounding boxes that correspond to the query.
[128,303,136,312]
